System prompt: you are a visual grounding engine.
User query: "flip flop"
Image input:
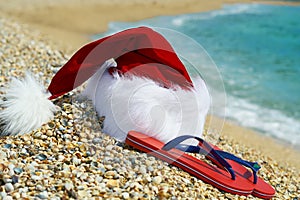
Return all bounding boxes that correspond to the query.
[204,144,275,199]
[173,139,276,199]
[126,131,255,196]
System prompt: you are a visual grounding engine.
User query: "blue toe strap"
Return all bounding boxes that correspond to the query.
[175,143,261,184]
[215,151,260,184]
[162,135,236,180]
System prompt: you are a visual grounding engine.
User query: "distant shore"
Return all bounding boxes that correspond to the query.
[0,0,299,170]
[0,0,299,52]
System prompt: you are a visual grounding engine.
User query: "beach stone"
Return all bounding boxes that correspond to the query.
[3,196,13,200]
[92,190,100,196]
[12,192,21,199]
[50,197,60,200]
[92,137,101,144]
[147,166,154,172]
[31,175,42,181]
[0,150,7,160]
[4,183,14,192]
[36,154,47,161]
[13,167,23,174]
[105,145,114,151]
[122,192,130,199]
[8,169,14,177]
[36,184,45,192]
[37,191,48,199]
[104,170,116,179]
[3,144,12,149]
[106,179,119,188]
[7,164,14,171]
[288,184,297,192]
[72,156,81,165]
[11,175,18,184]
[152,176,162,185]
[64,182,74,191]
[139,165,147,174]
[78,190,87,198]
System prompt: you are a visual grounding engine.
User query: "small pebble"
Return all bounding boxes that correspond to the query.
[64,182,74,191]
[104,170,116,178]
[36,154,47,161]
[147,166,154,172]
[139,165,147,174]
[3,144,12,149]
[0,192,7,199]
[3,196,13,200]
[13,167,23,174]
[5,183,14,192]
[122,192,130,199]
[105,145,114,151]
[36,184,45,192]
[107,179,119,188]
[37,191,48,199]
[77,190,87,197]
[11,175,18,184]
[152,176,162,185]
[72,156,81,165]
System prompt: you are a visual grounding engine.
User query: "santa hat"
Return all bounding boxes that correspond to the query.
[0,27,210,143]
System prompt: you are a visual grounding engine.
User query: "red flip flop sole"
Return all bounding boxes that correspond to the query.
[126,131,254,196]
[210,144,276,199]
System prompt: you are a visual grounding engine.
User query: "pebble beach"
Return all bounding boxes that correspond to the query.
[0,1,300,200]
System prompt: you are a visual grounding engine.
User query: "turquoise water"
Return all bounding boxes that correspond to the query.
[94,4,300,147]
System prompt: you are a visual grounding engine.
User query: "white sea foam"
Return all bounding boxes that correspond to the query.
[221,95,300,147]
[172,4,260,26]
[209,4,257,17]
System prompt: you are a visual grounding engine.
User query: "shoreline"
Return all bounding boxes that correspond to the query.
[0,0,299,171]
[0,0,299,52]
[207,115,300,169]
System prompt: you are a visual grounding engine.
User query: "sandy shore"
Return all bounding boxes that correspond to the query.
[0,0,299,199]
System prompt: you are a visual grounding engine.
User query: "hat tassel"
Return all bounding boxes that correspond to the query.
[0,73,57,136]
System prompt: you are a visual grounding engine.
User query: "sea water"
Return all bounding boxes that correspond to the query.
[93,4,300,147]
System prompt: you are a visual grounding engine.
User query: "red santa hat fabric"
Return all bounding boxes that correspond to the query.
[48,27,194,100]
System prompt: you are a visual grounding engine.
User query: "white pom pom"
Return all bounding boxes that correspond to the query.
[0,73,57,136]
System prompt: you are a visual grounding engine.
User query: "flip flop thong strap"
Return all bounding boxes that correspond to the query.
[176,143,261,184]
[214,151,260,184]
[162,135,236,180]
